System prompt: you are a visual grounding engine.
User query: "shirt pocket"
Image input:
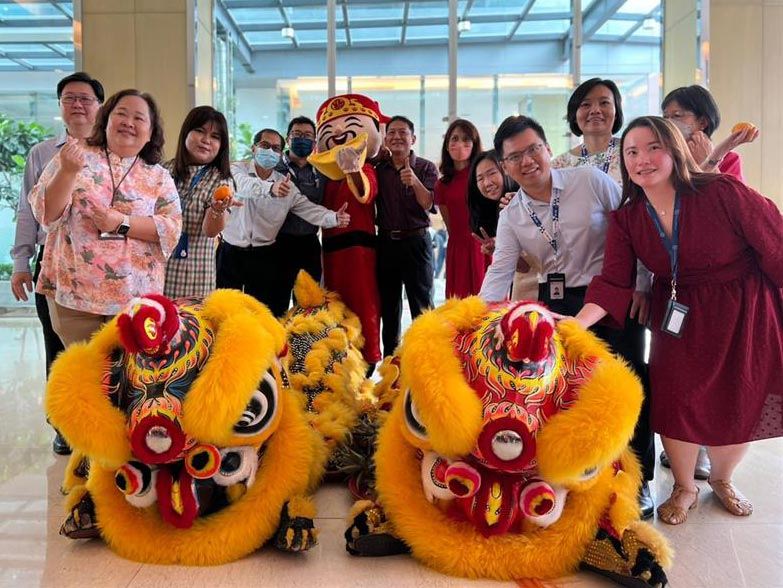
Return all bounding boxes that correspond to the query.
[259,198,290,227]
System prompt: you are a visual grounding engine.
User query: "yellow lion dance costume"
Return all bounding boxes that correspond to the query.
[48,288,353,565]
[346,298,672,587]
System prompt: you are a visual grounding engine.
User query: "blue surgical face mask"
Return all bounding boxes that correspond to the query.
[254,148,280,169]
[290,137,314,158]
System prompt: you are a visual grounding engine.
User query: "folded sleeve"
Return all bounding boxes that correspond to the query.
[28,154,72,232]
[585,209,637,329]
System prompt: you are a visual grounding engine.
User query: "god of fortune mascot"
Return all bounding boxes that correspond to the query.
[346,299,672,587]
[308,93,389,367]
[47,290,333,565]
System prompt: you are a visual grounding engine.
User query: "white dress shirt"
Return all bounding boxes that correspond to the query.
[223,161,338,248]
[480,166,648,302]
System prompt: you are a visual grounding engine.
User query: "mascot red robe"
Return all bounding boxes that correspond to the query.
[309,94,388,365]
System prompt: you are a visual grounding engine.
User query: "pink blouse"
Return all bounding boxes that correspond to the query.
[29,146,181,315]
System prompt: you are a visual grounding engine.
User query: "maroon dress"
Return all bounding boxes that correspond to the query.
[434,167,486,298]
[586,175,783,445]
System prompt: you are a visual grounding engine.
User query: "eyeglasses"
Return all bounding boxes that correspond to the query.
[663,110,696,121]
[502,143,544,165]
[60,95,99,105]
[256,141,283,153]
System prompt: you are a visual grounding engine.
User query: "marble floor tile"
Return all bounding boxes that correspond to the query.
[1,315,781,588]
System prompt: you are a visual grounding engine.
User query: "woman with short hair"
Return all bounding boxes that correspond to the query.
[29,89,181,345]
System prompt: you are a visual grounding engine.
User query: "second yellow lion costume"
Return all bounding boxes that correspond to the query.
[346,298,672,586]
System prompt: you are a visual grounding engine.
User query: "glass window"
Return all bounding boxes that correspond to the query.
[0,1,73,265]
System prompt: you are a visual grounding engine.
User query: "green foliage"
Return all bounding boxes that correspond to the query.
[231,122,255,161]
[0,262,13,281]
[0,113,52,216]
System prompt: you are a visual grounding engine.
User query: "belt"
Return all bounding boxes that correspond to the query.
[220,240,270,251]
[378,227,427,240]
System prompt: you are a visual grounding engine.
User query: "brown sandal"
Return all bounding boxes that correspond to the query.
[657,484,699,525]
[708,479,753,516]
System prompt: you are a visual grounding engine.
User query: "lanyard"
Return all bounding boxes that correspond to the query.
[644,194,682,300]
[105,150,138,204]
[581,137,617,174]
[522,188,561,267]
[189,165,210,191]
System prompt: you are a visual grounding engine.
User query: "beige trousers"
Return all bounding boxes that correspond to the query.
[46,298,110,346]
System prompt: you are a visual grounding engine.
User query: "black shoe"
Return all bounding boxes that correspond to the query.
[638,481,654,520]
[53,432,72,456]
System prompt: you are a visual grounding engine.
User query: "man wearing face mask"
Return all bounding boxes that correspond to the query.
[218,128,350,316]
[269,116,323,308]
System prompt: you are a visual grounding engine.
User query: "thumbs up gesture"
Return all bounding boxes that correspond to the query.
[399,155,417,187]
[271,172,292,198]
[60,135,86,175]
[335,202,351,228]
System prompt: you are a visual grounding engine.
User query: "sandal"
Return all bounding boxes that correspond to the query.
[657,484,699,525]
[708,479,753,516]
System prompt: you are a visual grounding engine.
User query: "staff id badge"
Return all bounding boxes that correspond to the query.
[662,299,689,338]
[546,273,565,301]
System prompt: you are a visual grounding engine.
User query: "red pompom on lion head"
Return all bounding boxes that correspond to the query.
[116,294,180,356]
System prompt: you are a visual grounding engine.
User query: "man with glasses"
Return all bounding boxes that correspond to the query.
[480,115,656,520]
[220,128,350,316]
[271,116,324,309]
[10,71,104,456]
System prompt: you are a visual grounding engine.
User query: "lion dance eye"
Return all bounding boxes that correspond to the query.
[579,466,599,481]
[234,371,278,437]
[403,389,427,440]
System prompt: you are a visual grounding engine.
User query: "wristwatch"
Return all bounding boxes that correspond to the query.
[116,215,131,236]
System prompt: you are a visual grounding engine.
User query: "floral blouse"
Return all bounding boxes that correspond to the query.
[551,137,622,185]
[29,145,181,315]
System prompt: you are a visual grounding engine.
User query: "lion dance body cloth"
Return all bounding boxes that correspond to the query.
[48,288,363,565]
[346,298,672,587]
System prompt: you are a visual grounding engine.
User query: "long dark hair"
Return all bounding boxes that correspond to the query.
[171,106,232,184]
[439,118,482,184]
[619,116,717,206]
[87,89,165,165]
[467,150,518,237]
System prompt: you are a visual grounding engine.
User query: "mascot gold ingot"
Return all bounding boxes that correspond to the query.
[48,290,339,565]
[346,298,672,586]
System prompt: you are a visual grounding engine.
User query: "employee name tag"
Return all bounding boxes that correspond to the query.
[99,231,126,240]
[172,233,189,259]
[546,273,566,301]
[662,299,689,337]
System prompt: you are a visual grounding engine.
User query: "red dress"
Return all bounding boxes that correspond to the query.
[434,167,486,298]
[322,164,381,364]
[586,175,783,445]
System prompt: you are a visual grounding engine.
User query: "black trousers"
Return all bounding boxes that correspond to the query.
[32,245,65,378]
[377,231,434,356]
[272,232,322,310]
[216,241,289,317]
[539,284,655,481]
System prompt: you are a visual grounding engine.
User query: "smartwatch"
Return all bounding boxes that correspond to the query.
[116,215,131,236]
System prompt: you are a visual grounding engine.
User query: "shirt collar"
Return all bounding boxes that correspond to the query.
[518,168,560,207]
[55,132,68,148]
